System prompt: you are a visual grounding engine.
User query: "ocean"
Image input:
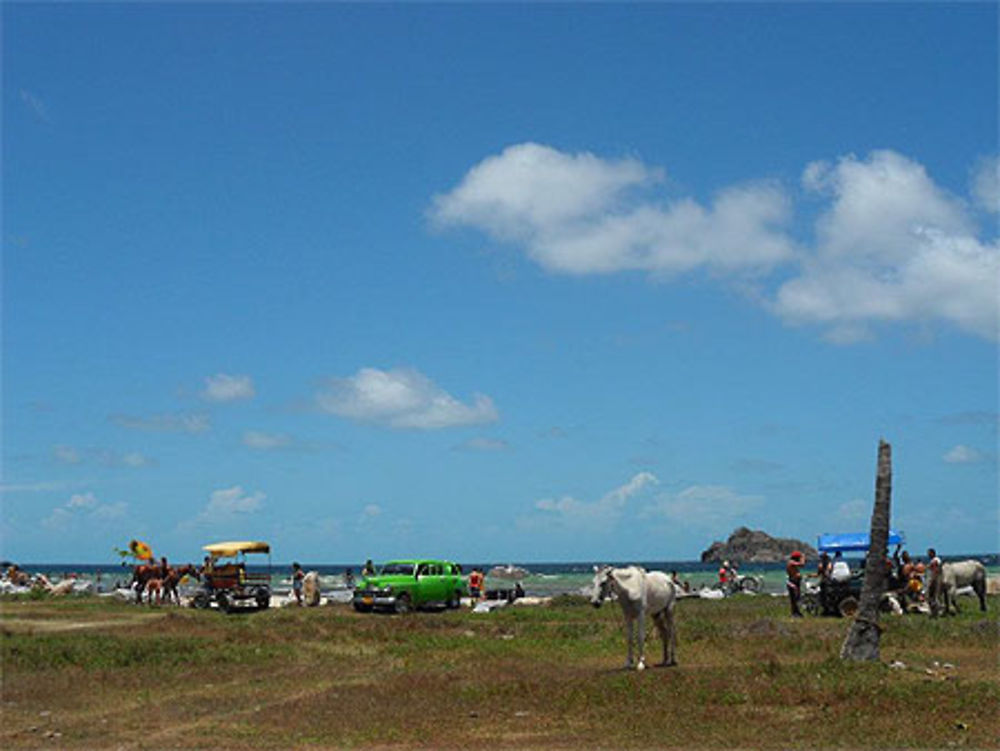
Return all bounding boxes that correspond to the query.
[12,553,999,599]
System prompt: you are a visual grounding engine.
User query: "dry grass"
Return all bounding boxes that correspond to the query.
[2,594,998,750]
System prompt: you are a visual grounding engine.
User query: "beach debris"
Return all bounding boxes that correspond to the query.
[889,660,906,670]
[942,662,956,670]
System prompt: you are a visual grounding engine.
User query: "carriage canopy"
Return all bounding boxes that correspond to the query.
[203,540,271,558]
[817,530,905,553]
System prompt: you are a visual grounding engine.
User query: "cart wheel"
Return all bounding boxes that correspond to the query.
[839,596,859,618]
[192,592,211,610]
[741,577,761,594]
[255,588,270,610]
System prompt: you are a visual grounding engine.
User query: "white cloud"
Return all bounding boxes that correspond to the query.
[316,367,498,430]
[774,151,999,341]
[243,431,293,450]
[204,485,264,516]
[641,484,763,526]
[435,145,998,342]
[431,143,794,277]
[972,156,999,213]
[53,445,82,464]
[111,412,210,433]
[532,472,659,528]
[0,481,66,494]
[836,498,869,521]
[202,373,256,402]
[42,491,128,530]
[455,436,510,452]
[67,492,99,509]
[943,444,985,464]
[52,445,155,468]
[20,89,50,123]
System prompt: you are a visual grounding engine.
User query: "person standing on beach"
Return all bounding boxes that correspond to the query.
[786,551,805,617]
[926,548,943,616]
[292,562,304,606]
[362,559,376,577]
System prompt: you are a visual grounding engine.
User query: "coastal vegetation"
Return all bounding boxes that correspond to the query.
[2,594,997,749]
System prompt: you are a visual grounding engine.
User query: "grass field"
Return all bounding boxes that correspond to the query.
[2,593,998,750]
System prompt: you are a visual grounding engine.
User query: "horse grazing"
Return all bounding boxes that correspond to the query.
[939,560,987,615]
[590,565,678,671]
[162,564,199,606]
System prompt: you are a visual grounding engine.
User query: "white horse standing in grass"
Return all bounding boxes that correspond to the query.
[590,565,678,671]
[939,560,988,615]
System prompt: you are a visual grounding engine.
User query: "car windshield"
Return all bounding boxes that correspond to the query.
[380,563,415,576]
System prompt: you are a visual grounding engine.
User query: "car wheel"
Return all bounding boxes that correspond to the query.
[742,577,761,594]
[839,596,859,618]
[394,593,411,615]
[216,592,231,614]
[447,590,461,609]
[192,592,211,609]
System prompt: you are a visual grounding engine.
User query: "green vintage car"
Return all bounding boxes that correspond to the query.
[352,559,466,613]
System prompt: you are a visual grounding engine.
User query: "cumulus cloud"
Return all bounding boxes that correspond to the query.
[532,472,659,528]
[641,484,763,526]
[943,444,985,464]
[111,412,210,433]
[431,142,794,277]
[316,367,498,430]
[972,156,999,213]
[202,373,255,402]
[42,492,127,530]
[192,485,265,526]
[434,145,998,342]
[775,151,999,342]
[242,431,293,450]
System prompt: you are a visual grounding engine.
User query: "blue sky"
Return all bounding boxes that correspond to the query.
[3,3,997,565]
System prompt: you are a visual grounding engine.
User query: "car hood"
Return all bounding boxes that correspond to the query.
[360,574,416,589]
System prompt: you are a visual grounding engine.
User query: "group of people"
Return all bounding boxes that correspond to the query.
[784,545,944,617]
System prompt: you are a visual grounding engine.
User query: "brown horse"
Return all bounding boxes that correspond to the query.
[162,564,199,605]
[131,563,164,604]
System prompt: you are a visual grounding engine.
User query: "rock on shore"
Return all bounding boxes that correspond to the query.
[701,526,817,563]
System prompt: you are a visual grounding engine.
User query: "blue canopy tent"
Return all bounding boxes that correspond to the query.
[817,530,905,553]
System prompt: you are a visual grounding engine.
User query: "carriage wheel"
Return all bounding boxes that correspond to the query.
[192,592,211,610]
[741,577,761,594]
[255,588,270,610]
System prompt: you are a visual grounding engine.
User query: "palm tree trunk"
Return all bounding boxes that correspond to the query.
[840,440,892,662]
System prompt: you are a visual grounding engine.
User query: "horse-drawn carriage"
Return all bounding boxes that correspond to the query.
[192,540,272,613]
[802,530,904,617]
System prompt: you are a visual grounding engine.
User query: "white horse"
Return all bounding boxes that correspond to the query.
[938,560,987,615]
[590,565,678,671]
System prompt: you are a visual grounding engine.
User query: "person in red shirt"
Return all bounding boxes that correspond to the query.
[468,569,484,601]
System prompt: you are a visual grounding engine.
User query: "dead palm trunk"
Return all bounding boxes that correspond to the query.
[840,440,892,661]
